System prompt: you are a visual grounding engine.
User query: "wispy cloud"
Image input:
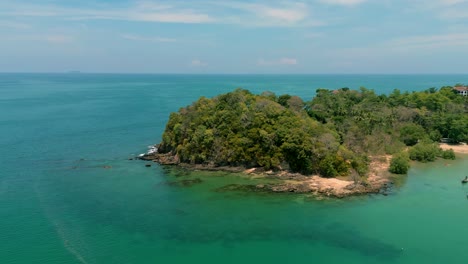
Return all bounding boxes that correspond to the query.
[217,1,324,27]
[0,1,324,27]
[0,2,215,24]
[333,32,468,60]
[190,59,208,67]
[122,34,176,42]
[318,0,368,6]
[0,20,31,29]
[437,0,468,6]
[304,32,324,39]
[45,35,74,44]
[401,0,468,22]
[3,34,74,44]
[439,4,468,19]
[258,58,298,66]
[219,2,308,24]
[388,33,468,50]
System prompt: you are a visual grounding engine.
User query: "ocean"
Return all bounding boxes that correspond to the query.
[1,73,467,264]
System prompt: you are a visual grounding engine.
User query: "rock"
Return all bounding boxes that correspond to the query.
[145,164,151,167]
[139,151,392,198]
[140,153,180,165]
[167,178,203,187]
[244,168,257,174]
[267,182,311,193]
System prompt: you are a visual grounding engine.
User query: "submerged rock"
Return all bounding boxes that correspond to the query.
[167,178,203,187]
[140,148,391,198]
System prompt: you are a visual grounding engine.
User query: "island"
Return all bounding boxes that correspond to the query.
[141,86,468,197]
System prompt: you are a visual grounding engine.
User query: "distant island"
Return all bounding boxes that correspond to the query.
[142,86,468,197]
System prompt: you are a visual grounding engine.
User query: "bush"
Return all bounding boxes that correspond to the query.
[318,154,350,178]
[389,152,410,174]
[439,149,456,160]
[400,124,426,146]
[408,142,440,162]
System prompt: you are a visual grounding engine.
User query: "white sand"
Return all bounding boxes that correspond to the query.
[439,143,468,154]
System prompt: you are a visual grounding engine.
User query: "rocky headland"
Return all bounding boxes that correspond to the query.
[140,150,392,198]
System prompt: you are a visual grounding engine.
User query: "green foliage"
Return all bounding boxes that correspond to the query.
[389,152,410,174]
[277,94,292,107]
[440,149,456,160]
[400,123,426,146]
[318,154,350,178]
[159,85,467,178]
[408,142,440,162]
[159,89,346,175]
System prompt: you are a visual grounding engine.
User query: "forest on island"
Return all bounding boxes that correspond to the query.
[157,86,467,177]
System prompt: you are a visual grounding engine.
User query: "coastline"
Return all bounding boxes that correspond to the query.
[140,152,392,198]
[140,143,468,198]
[439,143,468,154]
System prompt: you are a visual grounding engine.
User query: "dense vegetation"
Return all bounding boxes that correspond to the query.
[158,86,467,177]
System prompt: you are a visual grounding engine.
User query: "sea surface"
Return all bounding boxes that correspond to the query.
[1,73,467,264]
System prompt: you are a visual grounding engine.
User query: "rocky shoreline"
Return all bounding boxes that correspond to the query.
[139,149,392,198]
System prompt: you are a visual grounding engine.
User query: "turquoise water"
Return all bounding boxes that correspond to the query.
[1,73,467,264]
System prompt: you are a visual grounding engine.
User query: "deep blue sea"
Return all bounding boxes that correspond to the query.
[1,73,467,264]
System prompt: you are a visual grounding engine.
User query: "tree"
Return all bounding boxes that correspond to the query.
[400,124,426,146]
[389,152,410,174]
[157,85,467,179]
[408,142,440,162]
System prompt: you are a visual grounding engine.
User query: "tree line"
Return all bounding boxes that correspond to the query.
[158,86,467,177]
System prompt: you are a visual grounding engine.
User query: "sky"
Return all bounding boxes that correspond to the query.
[1,0,468,74]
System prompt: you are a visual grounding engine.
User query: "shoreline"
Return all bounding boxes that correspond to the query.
[140,153,392,198]
[140,144,468,198]
[439,143,468,154]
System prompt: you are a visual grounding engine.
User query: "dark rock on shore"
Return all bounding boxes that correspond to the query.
[141,151,392,198]
[140,153,180,165]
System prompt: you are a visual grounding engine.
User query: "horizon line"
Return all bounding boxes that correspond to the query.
[1,72,468,75]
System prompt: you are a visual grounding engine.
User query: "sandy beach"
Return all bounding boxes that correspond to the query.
[439,143,468,154]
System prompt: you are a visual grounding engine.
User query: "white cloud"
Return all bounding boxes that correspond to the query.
[318,0,368,6]
[0,21,31,29]
[126,11,214,24]
[258,58,298,66]
[439,7,468,18]
[0,1,324,27]
[46,35,74,44]
[216,2,322,27]
[3,34,74,44]
[332,33,468,61]
[401,0,468,22]
[438,0,468,6]
[122,34,176,42]
[191,60,208,67]
[388,33,468,50]
[304,32,324,39]
[251,3,308,23]
[0,2,215,24]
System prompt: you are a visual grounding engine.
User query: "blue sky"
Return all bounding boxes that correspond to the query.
[1,0,468,73]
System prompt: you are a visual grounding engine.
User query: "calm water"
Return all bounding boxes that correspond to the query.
[1,73,467,264]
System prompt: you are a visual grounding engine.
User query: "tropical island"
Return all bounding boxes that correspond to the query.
[142,85,468,197]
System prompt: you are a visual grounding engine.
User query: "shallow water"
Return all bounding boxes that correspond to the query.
[1,73,467,263]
